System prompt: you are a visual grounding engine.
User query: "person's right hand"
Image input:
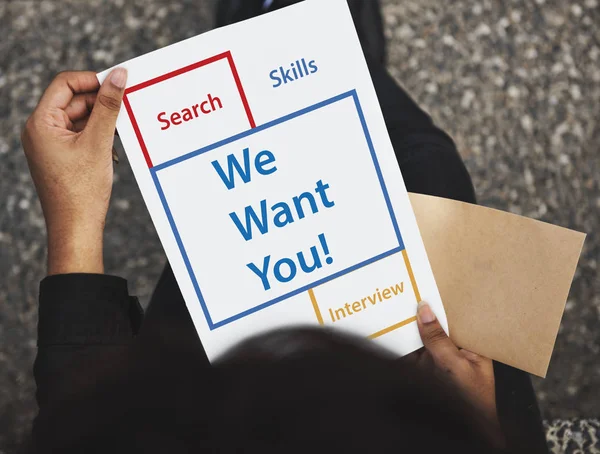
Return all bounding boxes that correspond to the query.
[413,301,505,448]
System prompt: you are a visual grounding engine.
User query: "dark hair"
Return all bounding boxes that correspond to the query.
[34,328,503,453]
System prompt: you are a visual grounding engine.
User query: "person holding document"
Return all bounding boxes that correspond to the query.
[21,0,547,452]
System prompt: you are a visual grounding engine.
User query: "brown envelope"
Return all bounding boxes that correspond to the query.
[409,193,586,377]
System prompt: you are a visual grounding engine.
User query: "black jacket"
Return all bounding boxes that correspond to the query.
[33,271,548,453]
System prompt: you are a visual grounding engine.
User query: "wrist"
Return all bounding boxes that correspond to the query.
[46,223,105,275]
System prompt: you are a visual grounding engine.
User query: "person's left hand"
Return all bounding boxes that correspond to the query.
[21,68,127,275]
[407,301,505,448]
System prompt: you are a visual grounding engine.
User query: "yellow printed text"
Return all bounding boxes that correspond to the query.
[328,282,404,322]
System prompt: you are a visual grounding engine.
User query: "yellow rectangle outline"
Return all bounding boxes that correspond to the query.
[308,249,421,339]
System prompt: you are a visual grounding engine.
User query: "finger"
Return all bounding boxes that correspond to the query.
[417,301,462,367]
[83,68,127,146]
[71,118,89,133]
[38,71,100,110]
[64,92,97,122]
[460,349,494,377]
[72,118,119,134]
[460,349,484,363]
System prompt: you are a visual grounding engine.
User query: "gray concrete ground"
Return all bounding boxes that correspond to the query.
[1,0,598,451]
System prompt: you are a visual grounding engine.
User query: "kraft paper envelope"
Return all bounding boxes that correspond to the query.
[409,193,586,377]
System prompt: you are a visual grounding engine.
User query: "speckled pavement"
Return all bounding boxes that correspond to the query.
[1,0,598,451]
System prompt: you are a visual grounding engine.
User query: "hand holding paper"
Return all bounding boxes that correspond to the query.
[21,69,128,275]
[414,301,503,448]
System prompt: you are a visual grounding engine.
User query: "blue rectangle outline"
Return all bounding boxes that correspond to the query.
[151,89,406,330]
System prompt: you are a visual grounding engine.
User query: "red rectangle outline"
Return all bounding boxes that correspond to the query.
[122,50,256,169]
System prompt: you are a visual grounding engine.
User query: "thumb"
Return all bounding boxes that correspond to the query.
[84,67,127,146]
[417,301,462,367]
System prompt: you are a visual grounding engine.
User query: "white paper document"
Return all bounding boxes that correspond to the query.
[98,0,447,360]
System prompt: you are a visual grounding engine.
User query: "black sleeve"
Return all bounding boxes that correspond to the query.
[494,363,549,454]
[367,58,477,204]
[33,273,143,417]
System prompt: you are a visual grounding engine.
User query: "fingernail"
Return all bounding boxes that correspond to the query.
[417,301,436,324]
[110,68,127,89]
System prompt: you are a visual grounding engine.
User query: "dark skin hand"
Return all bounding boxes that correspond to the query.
[412,301,505,448]
[21,68,128,275]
